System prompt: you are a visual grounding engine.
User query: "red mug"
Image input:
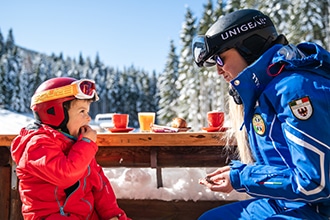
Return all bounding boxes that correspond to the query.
[207,111,224,128]
[112,114,129,128]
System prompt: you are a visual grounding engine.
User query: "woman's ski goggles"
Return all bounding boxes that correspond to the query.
[192,35,224,67]
[31,79,99,106]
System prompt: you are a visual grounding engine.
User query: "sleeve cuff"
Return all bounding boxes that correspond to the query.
[229,160,247,191]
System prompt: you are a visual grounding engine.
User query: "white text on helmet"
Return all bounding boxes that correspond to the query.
[220,17,268,41]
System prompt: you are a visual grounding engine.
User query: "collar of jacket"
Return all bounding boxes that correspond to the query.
[230,42,330,122]
[230,44,283,121]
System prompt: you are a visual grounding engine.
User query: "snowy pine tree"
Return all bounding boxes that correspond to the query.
[157,40,179,125]
[176,7,200,130]
[0,29,4,57]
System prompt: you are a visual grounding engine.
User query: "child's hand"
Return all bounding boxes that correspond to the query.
[80,125,97,142]
[109,217,119,220]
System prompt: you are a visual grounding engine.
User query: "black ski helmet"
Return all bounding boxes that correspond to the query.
[193,9,280,67]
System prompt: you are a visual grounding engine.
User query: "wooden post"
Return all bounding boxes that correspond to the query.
[10,162,23,220]
[150,147,163,188]
[0,147,11,220]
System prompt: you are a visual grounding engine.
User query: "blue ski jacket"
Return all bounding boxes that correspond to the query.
[229,42,330,216]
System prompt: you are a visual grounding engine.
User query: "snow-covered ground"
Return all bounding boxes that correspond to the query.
[0,108,248,201]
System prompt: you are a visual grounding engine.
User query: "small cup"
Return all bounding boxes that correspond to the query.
[112,114,129,128]
[138,112,155,132]
[207,111,224,128]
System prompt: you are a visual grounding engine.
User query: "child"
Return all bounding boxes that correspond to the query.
[11,77,130,220]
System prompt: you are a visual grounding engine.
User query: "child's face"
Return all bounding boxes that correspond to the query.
[66,99,92,138]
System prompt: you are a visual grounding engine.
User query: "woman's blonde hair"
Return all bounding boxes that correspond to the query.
[225,95,254,164]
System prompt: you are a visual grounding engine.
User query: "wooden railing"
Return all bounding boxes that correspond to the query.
[0,132,238,220]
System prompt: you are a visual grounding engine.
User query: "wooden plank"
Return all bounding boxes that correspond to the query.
[0,166,11,220]
[96,146,237,167]
[96,146,151,167]
[10,186,23,220]
[96,132,231,147]
[0,134,17,147]
[1,132,235,148]
[0,147,10,166]
[117,199,236,220]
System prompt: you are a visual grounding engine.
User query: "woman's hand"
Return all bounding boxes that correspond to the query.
[199,166,233,193]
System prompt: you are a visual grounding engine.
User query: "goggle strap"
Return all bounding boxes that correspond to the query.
[31,84,79,106]
[31,79,98,107]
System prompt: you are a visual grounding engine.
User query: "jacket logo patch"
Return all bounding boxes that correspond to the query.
[289,96,313,120]
[252,114,265,136]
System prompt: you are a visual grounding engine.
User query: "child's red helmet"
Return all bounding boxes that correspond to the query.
[31,77,98,128]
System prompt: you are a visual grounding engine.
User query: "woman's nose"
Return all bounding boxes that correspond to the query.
[216,65,225,75]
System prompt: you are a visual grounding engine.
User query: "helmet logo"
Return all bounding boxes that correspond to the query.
[220,16,268,41]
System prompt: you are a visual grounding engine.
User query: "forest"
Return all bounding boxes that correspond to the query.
[0,0,329,130]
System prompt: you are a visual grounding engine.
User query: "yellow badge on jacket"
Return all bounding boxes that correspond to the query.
[252,114,266,136]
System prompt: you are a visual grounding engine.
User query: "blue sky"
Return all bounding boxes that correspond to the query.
[1,1,213,73]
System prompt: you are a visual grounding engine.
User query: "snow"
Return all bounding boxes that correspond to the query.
[0,109,35,134]
[105,167,248,201]
[0,108,249,201]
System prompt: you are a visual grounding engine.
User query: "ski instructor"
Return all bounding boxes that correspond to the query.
[193,9,330,219]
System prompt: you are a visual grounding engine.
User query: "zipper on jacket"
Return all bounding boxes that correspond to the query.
[55,181,81,216]
[55,186,67,216]
[83,166,91,191]
[60,206,65,216]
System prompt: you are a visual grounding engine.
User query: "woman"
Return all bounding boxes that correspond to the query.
[192,9,330,219]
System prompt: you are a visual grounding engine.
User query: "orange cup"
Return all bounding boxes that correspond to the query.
[207,111,224,128]
[112,114,129,128]
[138,112,155,132]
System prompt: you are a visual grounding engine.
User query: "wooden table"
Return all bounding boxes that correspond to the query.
[0,132,237,220]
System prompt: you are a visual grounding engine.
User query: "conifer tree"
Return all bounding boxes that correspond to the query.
[94,53,102,67]
[0,64,5,107]
[325,0,330,50]
[127,67,145,126]
[91,62,107,117]
[258,0,291,38]
[106,68,122,114]
[224,0,241,14]
[213,0,225,20]
[5,29,15,53]
[136,68,153,112]
[176,7,199,130]
[78,52,85,66]
[197,0,219,127]
[66,57,80,79]
[7,57,20,111]
[286,0,324,46]
[157,40,179,125]
[212,2,229,114]
[0,29,4,56]
[149,70,159,116]
[19,54,36,112]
